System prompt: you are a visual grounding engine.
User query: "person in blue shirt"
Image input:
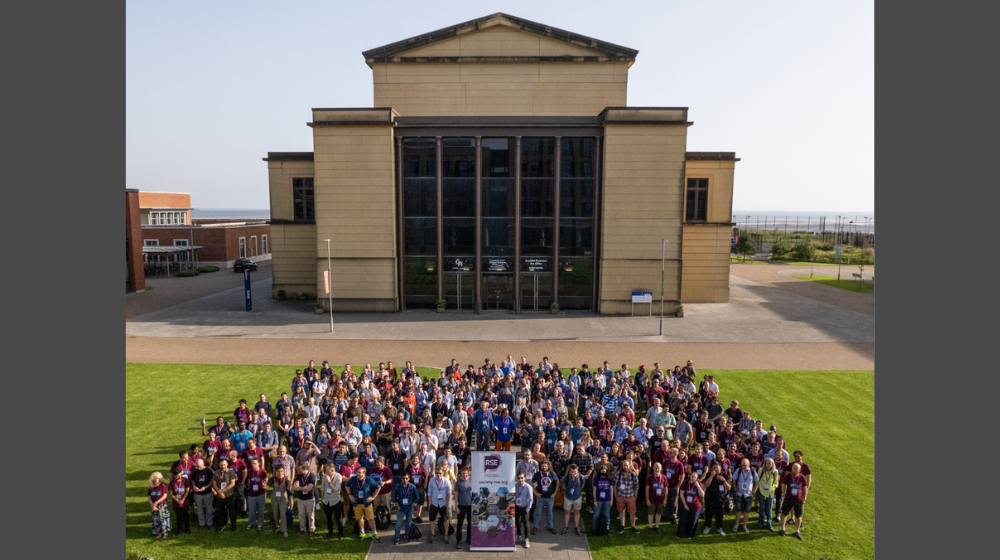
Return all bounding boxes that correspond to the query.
[392,473,419,545]
[473,402,494,451]
[230,423,253,454]
[613,417,632,444]
[494,407,517,452]
[347,467,383,543]
[358,443,378,473]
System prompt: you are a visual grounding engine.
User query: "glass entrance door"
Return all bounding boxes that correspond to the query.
[482,274,514,311]
[520,274,552,312]
[446,273,474,311]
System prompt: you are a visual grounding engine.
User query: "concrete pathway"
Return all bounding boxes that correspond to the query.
[125,262,272,320]
[730,263,874,317]
[365,518,591,560]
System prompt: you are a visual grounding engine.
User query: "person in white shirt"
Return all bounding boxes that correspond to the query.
[420,426,439,453]
[306,398,321,425]
[312,378,329,401]
[341,419,362,448]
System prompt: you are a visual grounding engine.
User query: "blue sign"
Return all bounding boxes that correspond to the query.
[632,292,653,304]
[244,269,252,312]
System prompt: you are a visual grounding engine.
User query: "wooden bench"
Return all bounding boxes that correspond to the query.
[852,273,863,281]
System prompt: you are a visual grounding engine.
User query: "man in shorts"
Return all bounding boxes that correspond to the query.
[347,466,383,543]
[561,464,585,536]
[645,462,668,533]
[779,463,808,540]
[427,467,452,544]
[731,459,759,534]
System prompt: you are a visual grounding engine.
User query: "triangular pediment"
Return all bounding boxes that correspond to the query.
[363,13,637,64]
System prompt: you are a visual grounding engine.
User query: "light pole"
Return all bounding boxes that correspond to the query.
[660,239,668,336]
[325,239,333,333]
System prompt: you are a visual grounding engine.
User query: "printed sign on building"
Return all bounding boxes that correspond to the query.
[470,451,517,551]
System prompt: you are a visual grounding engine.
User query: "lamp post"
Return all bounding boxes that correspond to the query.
[660,239,668,337]
[324,239,333,333]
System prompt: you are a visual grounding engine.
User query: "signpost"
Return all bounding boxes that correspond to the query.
[243,269,252,312]
[470,452,517,552]
[632,291,653,317]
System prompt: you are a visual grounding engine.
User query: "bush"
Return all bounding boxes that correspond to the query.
[177,270,200,277]
[818,243,834,251]
[276,290,287,301]
[771,239,792,256]
[197,265,219,273]
[734,237,756,261]
[791,243,816,261]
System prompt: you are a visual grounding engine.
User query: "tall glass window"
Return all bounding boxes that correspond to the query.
[403,138,437,308]
[520,138,555,256]
[558,137,596,310]
[442,138,476,256]
[482,138,514,256]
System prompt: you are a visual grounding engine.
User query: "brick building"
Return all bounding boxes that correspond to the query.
[136,191,271,272]
[125,189,144,292]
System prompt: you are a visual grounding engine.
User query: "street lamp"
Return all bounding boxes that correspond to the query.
[660,239,668,337]
[325,239,333,333]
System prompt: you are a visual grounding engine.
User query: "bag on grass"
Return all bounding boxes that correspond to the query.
[285,508,294,528]
[375,505,392,531]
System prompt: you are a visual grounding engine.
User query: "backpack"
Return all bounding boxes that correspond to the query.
[408,523,423,541]
[375,505,391,531]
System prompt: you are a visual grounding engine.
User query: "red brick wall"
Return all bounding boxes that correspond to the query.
[126,191,145,291]
[138,224,271,263]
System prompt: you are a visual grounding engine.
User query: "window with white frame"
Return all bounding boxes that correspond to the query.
[262,234,268,254]
[144,240,159,246]
[173,239,188,246]
[148,211,188,226]
[239,237,246,258]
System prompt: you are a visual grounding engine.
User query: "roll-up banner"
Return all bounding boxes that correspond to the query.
[470,451,517,552]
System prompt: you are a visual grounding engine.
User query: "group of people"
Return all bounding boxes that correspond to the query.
[148,357,813,546]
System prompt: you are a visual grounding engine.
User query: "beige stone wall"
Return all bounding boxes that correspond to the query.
[684,160,735,224]
[372,26,628,116]
[312,125,398,309]
[270,223,316,298]
[681,224,731,303]
[599,124,687,314]
[267,161,314,222]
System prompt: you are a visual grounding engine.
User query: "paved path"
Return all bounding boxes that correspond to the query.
[730,263,874,317]
[125,262,272,320]
[365,520,590,560]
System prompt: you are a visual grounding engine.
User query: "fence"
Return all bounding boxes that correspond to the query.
[731,215,875,253]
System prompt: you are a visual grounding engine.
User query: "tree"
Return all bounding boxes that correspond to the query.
[772,239,792,256]
[791,243,816,261]
[734,237,756,263]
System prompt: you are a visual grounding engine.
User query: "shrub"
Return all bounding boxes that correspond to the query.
[435,299,448,309]
[791,243,816,261]
[771,239,792,256]
[551,301,561,312]
[197,265,219,273]
[734,237,756,261]
[177,270,200,277]
[144,286,154,291]
[276,290,287,301]
[818,243,834,251]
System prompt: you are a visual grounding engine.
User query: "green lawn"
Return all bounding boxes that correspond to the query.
[125,364,441,560]
[795,275,875,293]
[127,365,874,560]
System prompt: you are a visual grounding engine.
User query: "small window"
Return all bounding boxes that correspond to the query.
[173,239,188,246]
[686,178,709,222]
[293,178,315,223]
[150,213,157,226]
[251,236,257,257]
[144,239,159,247]
[262,235,268,254]
[239,237,246,258]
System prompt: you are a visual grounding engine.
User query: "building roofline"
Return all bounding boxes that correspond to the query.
[685,152,741,162]
[125,188,139,193]
[263,152,315,162]
[362,13,638,64]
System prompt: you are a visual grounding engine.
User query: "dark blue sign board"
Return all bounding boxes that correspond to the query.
[244,269,252,312]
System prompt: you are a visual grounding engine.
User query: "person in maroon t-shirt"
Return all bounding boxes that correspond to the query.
[371,457,395,510]
[204,432,221,466]
[645,462,669,532]
[688,445,711,482]
[226,450,248,515]
[662,448,686,524]
[779,463,808,540]
[169,470,192,534]
[242,438,265,470]
[245,458,269,531]
[234,399,251,426]
[171,451,196,482]
[676,476,704,539]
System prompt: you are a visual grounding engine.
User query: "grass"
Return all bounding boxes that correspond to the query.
[125,364,441,560]
[794,275,875,293]
[127,365,874,560]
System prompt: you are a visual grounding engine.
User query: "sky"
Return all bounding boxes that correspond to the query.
[126,1,874,213]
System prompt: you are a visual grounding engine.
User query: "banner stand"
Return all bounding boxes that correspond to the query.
[470,451,518,552]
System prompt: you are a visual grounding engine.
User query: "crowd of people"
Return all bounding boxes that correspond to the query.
[147,357,813,546]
